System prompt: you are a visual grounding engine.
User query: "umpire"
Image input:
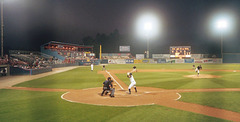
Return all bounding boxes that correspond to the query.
[101,77,114,97]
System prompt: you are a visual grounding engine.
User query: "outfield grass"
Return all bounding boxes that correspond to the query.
[105,63,240,70]
[0,89,228,122]
[116,71,240,89]
[179,91,240,113]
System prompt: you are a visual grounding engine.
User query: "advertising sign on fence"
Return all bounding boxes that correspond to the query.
[108,59,116,64]
[166,59,175,63]
[142,59,150,63]
[134,59,143,63]
[175,59,184,63]
[108,59,126,64]
[116,59,126,64]
[203,59,213,63]
[157,59,166,63]
[184,59,194,63]
[125,59,134,64]
[194,59,203,63]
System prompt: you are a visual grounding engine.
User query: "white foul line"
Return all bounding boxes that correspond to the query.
[175,93,181,101]
[106,70,124,90]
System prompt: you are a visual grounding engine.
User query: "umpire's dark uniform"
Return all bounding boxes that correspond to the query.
[101,77,112,96]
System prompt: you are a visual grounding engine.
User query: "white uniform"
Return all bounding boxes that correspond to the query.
[195,68,199,73]
[91,64,93,71]
[128,75,136,89]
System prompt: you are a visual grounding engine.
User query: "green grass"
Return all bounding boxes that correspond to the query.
[105,63,240,70]
[116,71,240,89]
[14,67,105,89]
[0,89,228,122]
[179,91,240,113]
[5,64,240,121]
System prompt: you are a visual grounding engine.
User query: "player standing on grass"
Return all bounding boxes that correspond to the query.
[102,65,106,71]
[91,63,93,71]
[127,72,137,94]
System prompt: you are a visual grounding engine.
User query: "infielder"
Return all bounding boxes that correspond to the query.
[127,72,137,94]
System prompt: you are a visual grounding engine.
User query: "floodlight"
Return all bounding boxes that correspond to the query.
[216,19,228,29]
[144,22,152,31]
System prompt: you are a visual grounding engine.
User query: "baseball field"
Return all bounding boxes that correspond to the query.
[1,63,240,121]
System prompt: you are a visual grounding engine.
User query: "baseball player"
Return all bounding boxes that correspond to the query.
[195,65,202,76]
[127,72,137,94]
[132,66,137,72]
[91,63,93,71]
[102,65,106,71]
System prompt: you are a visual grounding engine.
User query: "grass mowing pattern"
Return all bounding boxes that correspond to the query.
[14,67,106,89]
[0,89,228,122]
[116,71,240,89]
[105,63,240,70]
[179,92,240,113]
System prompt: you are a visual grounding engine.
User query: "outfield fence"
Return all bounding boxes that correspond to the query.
[98,58,222,64]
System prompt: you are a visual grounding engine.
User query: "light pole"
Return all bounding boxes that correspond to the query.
[216,19,228,61]
[1,0,3,57]
[221,31,223,60]
[136,13,159,59]
[146,36,149,59]
[144,22,152,59]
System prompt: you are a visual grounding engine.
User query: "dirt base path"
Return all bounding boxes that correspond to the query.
[0,66,79,89]
[5,69,240,121]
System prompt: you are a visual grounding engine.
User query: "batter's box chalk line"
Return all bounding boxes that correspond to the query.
[105,70,124,90]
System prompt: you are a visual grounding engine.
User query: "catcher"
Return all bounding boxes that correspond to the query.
[101,77,115,97]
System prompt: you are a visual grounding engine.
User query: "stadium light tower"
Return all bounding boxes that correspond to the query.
[216,19,228,60]
[136,13,159,59]
[144,22,152,59]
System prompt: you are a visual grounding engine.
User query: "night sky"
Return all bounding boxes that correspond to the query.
[1,0,240,55]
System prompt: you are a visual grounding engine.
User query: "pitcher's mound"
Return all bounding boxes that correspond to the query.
[184,74,221,79]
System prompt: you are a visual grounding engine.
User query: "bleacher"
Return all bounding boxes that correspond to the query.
[41,41,95,61]
[9,50,53,65]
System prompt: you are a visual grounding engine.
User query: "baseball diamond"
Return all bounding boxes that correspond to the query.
[1,1,240,121]
[1,64,240,121]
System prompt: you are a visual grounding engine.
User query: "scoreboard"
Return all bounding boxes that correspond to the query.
[170,46,191,59]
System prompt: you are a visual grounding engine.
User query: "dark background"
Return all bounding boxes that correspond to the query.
[1,0,240,57]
